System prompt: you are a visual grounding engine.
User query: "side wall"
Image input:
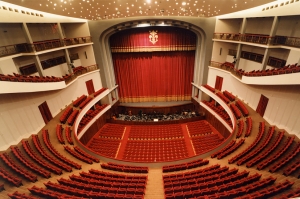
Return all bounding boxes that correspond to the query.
[0,71,102,151]
[206,67,300,137]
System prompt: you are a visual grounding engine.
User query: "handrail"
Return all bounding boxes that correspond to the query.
[63,64,98,84]
[63,36,92,46]
[0,43,33,57]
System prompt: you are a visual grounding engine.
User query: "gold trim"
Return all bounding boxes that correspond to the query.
[119,95,192,103]
[111,45,196,53]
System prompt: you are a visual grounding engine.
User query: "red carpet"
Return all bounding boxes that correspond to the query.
[181,124,195,156]
[116,126,131,159]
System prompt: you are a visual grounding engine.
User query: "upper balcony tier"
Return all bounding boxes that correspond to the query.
[0,36,92,58]
[213,33,300,49]
[210,61,300,85]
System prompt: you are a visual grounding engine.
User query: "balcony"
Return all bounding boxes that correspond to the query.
[0,43,33,57]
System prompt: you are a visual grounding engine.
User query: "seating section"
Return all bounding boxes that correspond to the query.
[0,167,22,187]
[202,100,232,126]
[72,66,87,74]
[94,87,108,97]
[229,122,265,164]
[56,124,65,144]
[64,146,93,164]
[191,134,224,154]
[0,73,64,82]
[73,146,99,163]
[72,95,87,107]
[215,139,245,160]
[67,109,79,126]
[216,92,230,104]
[269,141,300,173]
[223,90,235,101]
[186,120,212,137]
[59,106,73,124]
[236,119,244,138]
[78,97,92,109]
[203,84,215,93]
[245,117,253,137]
[280,186,300,199]
[123,139,188,162]
[87,137,120,158]
[21,140,62,175]
[32,134,72,172]
[98,123,126,139]
[78,104,109,133]
[10,146,51,178]
[230,103,242,119]
[101,162,149,173]
[211,140,236,158]
[236,100,249,116]
[237,126,275,166]
[243,64,300,76]
[246,131,284,168]
[257,136,295,170]
[162,159,209,173]
[220,62,235,70]
[129,124,183,139]
[65,126,74,145]
[0,152,37,182]
[284,159,300,176]
[41,130,81,170]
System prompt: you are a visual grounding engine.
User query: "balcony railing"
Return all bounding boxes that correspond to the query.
[228,49,237,56]
[32,39,64,51]
[64,64,98,84]
[0,43,33,57]
[63,36,92,46]
[273,35,300,48]
[240,34,272,45]
[213,33,241,41]
[267,56,286,68]
[209,61,242,78]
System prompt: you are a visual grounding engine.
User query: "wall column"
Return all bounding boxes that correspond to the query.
[33,56,45,76]
[235,18,247,69]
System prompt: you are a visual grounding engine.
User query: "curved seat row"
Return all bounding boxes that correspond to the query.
[64,146,93,164]
[67,109,79,126]
[283,159,300,177]
[72,95,87,107]
[73,146,100,163]
[0,167,22,187]
[203,84,215,93]
[59,106,73,124]
[230,103,242,119]
[94,87,108,97]
[162,159,209,173]
[101,162,149,173]
[236,100,249,116]
[78,97,92,109]
[202,100,232,126]
[223,90,235,101]
[216,139,245,160]
[245,117,253,137]
[56,124,65,144]
[216,92,230,104]
[65,126,74,145]
[0,73,64,82]
[8,191,38,199]
[236,119,244,138]
[28,185,84,199]
[192,134,224,155]
[211,140,236,158]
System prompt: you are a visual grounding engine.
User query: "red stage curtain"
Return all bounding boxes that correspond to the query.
[113,51,195,102]
[110,26,196,52]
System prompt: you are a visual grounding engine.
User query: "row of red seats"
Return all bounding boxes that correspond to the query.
[246,131,284,168]
[64,146,93,164]
[97,123,126,138]
[78,104,109,133]
[257,136,295,170]
[8,191,38,199]
[0,73,64,82]
[73,146,99,163]
[186,120,212,136]
[72,66,87,74]
[163,164,222,182]
[78,97,92,109]
[88,137,120,158]
[245,117,253,137]
[59,106,73,124]
[94,87,108,97]
[269,141,300,173]
[164,169,249,194]
[236,119,244,138]
[230,103,242,119]
[31,134,72,172]
[101,162,149,173]
[0,153,37,182]
[67,109,79,126]
[42,130,81,170]
[202,100,232,126]
[223,90,235,101]
[164,167,239,190]
[0,167,22,187]
[56,124,65,144]
[65,126,74,145]
[276,186,300,199]
[202,84,216,93]
[283,159,300,176]
[72,95,87,107]
[129,124,183,139]
[28,185,86,199]
[162,159,209,173]
[216,139,245,160]
[236,100,249,116]
[237,180,294,199]
[10,146,51,178]
[229,122,265,164]
[237,126,275,166]
[192,134,224,154]
[211,140,236,158]
[216,92,230,104]
[21,140,62,175]
[243,64,300,76]
[220,62,234,69]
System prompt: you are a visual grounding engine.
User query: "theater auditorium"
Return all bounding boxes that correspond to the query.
[0,0,300,198]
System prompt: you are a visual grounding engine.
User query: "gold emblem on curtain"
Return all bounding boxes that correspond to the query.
[149,30,158,44]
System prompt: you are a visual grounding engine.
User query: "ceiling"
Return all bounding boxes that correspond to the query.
[2,0,276,20]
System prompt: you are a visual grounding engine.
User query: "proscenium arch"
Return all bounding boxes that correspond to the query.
[96,19,210,101]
